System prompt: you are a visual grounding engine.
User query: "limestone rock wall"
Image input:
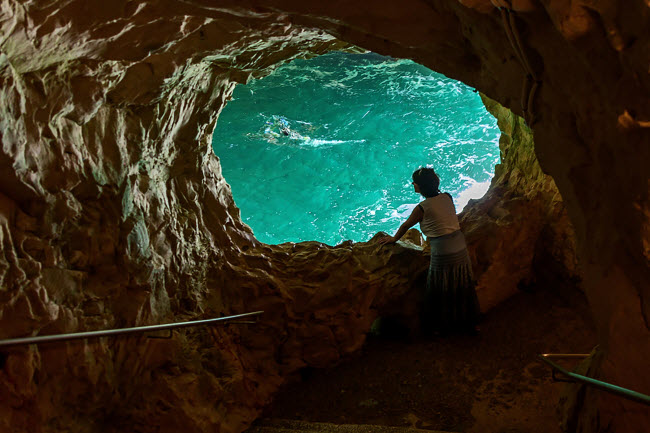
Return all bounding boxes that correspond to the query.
[461,94,578,311]
[0,1,648,433]
[0,4,360,432]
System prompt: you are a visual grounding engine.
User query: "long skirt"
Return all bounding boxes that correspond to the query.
[421,230,480,334]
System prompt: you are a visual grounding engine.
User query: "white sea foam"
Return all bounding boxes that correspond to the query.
[380,203,417,223]
[301,138,366,147]
[454,179,492,212]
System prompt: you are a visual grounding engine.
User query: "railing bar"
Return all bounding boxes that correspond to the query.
[542,353,590,359]
[0,311,263,348]
[539,354,650,406]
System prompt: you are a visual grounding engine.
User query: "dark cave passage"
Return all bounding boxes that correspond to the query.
[251,284,596,433]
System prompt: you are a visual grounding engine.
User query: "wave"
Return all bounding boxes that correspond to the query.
[301,138,366,147]
[454,179,492,212]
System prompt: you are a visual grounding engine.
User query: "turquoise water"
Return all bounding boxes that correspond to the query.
[212,52,500,246]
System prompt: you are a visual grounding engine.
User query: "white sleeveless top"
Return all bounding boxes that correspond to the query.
[418,194,460,238]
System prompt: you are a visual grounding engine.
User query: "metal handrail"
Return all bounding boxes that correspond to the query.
[0,311,263,349]
[539,353,650,406]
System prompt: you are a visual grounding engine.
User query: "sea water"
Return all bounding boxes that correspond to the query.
[212,52,500,245]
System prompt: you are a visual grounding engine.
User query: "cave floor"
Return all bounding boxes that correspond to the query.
[257,285,596,433]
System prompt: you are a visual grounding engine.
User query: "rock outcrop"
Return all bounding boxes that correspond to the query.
[0,1,648,433]
[462,94,578,311]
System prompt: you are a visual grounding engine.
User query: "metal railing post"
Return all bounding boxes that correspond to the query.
[539,353,650,406]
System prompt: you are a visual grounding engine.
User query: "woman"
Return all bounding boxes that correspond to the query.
[379,166,480,335]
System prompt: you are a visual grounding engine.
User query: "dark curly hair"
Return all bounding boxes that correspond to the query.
[412,167,441,198]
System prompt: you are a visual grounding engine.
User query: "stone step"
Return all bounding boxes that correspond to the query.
[246,419,459,433]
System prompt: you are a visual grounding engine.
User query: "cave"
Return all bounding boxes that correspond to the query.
[0,1,648,433]
[212,50,501,245]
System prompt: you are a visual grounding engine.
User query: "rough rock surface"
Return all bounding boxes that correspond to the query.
[0,1,648,433]
[462,94,578,311]
[262,277,597,433]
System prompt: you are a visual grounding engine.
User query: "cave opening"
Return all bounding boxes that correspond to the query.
[212,51,501,246]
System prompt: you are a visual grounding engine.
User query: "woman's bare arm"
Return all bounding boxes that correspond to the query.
[379,205,424,244]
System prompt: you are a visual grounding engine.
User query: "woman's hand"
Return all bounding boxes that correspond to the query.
[378,205,422,246]
[378,235,397,245]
